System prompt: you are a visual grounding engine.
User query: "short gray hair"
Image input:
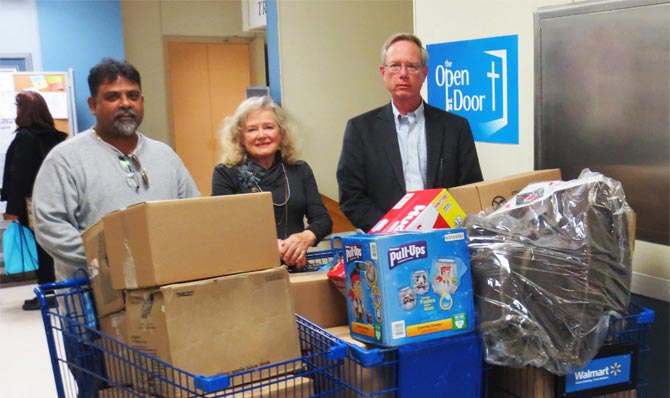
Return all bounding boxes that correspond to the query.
[381,33,428,66]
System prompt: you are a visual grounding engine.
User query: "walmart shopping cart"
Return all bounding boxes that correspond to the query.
[36,276,348,398]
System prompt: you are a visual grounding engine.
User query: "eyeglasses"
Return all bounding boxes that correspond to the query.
[384,62,423,74]
[119,154,149,191]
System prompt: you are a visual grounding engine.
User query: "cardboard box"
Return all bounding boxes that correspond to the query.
[199,376,314,397]
[369,188,466,233]
[125,267,301,396]
[82,220,124,317]
[449,169,562,214]
[341,229,475,347]
[98,311,134,387]
[104,193,279,289]
[487,366,637,398]
[326,326,394,398]
[289,271,348,329]
[98,387,151,398]
[99,378,315,398]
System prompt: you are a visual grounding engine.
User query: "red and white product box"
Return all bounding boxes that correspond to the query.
[369,189,467,233]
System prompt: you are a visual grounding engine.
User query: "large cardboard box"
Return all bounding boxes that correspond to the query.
[98,311,133,387]
[341,229,475,347]
[104,193,279,289]
[199,376,314,398]
[449,169,562,214]
[82,221,124,317]
[487,366,637,398]
[99,378,315,398]
[98,387,151,398]
[369,188,466,233]
[289,271,348,329]
[125,267,301,396]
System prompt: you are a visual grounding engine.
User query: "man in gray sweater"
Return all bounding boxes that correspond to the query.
[32,58,200,282]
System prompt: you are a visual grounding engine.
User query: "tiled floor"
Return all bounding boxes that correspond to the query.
[0,281,57,398]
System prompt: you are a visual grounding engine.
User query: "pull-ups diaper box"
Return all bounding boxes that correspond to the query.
[341,229,475,347]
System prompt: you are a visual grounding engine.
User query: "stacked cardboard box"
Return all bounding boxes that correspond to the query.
[82,221,123,318]
[86,193,302,397]
[289,271,348,329]
[125,268,300,396]
[102,194,280,289]
[449,169,562,214]
[487,365,637,398]
[96,376,315,398]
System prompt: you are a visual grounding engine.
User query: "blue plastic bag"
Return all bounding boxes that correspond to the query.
[3,221,38,275]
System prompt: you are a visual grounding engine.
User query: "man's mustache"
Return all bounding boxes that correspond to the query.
[114,109,137,120]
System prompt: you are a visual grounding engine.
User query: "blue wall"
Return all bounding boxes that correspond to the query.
[266,0,281,104]
[36,0,124,132]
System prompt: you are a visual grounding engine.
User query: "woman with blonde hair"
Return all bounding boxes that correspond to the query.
[212,96,332,269]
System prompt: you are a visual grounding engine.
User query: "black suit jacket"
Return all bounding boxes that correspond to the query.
[336,102,483,231]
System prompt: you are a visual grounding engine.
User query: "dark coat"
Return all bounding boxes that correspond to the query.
[336,102,483,231]
[1,126,67,226]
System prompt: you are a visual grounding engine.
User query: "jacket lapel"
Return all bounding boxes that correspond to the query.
[376,104,405,190]
[424,103,444,188]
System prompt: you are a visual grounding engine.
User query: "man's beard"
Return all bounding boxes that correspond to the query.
[113,109,139,137]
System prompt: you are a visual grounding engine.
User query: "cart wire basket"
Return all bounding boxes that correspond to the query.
[301,236,344,273]
[329,342,399,398]
[486,302,655,398]
[36,275,349,398]
[303,241,485,398]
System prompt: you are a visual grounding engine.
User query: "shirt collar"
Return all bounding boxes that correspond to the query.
[392,101,425,127]
[91,128,145,156]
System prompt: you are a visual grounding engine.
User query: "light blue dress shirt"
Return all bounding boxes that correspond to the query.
[392,102,427,191]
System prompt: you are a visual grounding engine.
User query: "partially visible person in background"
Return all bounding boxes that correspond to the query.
[1,91,67,310]
[212,95,332,269]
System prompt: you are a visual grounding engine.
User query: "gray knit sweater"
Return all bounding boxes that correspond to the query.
[32,129,200,280]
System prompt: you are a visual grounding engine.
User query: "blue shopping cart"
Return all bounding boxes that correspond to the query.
[36,276,348,398]
[303,247,654,398]
[486,302,655,398]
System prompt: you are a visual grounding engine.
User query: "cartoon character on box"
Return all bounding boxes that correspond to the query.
[412,270,429,295]
[432,258,460,310]
[365,262,377,285]
[399,287,417,310]
[348,269,366,322]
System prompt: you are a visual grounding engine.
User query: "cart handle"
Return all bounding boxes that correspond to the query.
[35,275,90,297]
[637,307,655,324]
[194,374,232,393]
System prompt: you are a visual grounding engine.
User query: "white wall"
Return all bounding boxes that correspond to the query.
[276,0,413,199]
[121,0,260,145]
[0,0,42,71]
[415,0,567,180]
[415,0,669,301]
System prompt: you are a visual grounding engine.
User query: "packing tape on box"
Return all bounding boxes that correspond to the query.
[120,212,138,289]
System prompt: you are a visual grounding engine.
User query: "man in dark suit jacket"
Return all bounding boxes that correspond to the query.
[337,33,483,231]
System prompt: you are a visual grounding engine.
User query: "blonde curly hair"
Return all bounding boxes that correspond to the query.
[219,95,300,166]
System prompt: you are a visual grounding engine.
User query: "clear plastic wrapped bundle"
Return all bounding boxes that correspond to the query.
[465,169,633,375]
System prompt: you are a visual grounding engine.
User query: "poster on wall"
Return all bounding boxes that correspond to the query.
[427,35,519,144]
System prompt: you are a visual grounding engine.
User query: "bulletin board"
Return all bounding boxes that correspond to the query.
[0,71,76,135]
